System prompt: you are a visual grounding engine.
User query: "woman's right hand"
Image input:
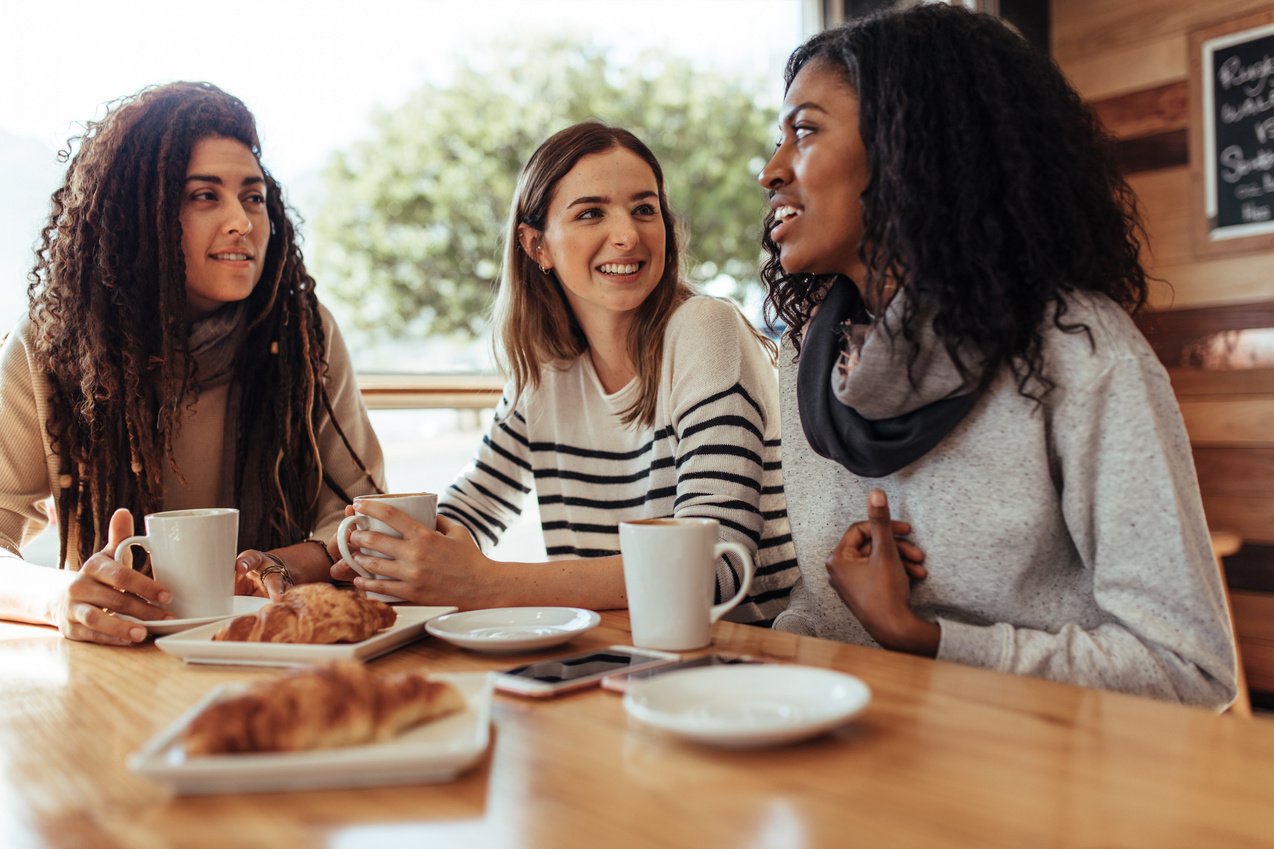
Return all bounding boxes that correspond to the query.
[52,508,172,645]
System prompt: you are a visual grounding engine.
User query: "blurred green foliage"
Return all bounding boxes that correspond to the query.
[311,38,777,342]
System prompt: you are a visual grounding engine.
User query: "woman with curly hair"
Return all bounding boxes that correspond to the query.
[759,5,1237,708]
[0,82,384,644]
[330,121,799,623]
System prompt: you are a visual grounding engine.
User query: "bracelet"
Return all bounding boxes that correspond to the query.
[303,538,335,566]
[258,553,295,588]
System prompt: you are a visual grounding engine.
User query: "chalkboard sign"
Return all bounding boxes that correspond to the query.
[1190,9,1274,256]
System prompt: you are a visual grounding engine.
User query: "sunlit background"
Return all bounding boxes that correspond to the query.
[0,0,809,563]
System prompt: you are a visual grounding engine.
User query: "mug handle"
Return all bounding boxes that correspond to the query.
[114,535,150,568]
[336,514,375,579]
[708,541,755,623]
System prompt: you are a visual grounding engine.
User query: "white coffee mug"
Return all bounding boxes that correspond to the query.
[114,508,238,619]
[618,517,755,651]
[337,492,438,602]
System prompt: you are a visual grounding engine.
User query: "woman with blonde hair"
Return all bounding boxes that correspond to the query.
[0,81,384,644]
[332,121,799,623]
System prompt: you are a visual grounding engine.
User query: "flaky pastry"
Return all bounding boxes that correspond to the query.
[181,661,466,755]
[212,583,395,643]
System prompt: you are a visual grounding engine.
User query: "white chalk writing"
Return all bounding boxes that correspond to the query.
[1218,54,1274,97]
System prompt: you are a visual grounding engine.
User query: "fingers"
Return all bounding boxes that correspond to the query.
[330,559,361,582]
[79,552,170,608]
[101,508,135,555]
[263,574,289,601]
[903,560,929,581]
[351,499,414,534]
[896,540,925,565]
[435,515,480,548]
[866,489,901,558]
[61,599,148,645]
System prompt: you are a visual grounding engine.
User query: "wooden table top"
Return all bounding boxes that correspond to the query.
[2,612,1272,849]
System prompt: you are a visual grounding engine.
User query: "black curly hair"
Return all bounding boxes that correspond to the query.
[27,81,377,567]
[761,3,1150,398]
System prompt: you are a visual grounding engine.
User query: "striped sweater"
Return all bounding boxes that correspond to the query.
[439,296,798,626]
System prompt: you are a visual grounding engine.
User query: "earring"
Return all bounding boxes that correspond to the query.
[539,264,550,275]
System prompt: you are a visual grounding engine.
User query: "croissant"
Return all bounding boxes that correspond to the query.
[181,661,466,756]
[212,583,396,643]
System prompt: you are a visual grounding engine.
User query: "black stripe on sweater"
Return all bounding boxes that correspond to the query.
[681,414,763,444]
[678,383,764,426]
[474,459,532,495]
[483,434,532,472]
[438,506,499,547]
[528,427,674,461]
[539,485,678,511]
[546,546,620,558]
[533,456,674,485]
[675,443,763,470]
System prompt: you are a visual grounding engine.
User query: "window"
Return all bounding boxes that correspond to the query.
[2,0,808,564]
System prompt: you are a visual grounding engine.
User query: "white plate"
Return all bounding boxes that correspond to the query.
[424,607,601,653]
[623,665,871,748]
[128,672,492,794]
[154,605,458,667]
[118,596,271,636]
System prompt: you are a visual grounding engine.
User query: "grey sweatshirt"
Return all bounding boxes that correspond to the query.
[774,292,1238,710]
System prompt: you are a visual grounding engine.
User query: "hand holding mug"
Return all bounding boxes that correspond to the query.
[336,493,438,603]
[54,508,171,645]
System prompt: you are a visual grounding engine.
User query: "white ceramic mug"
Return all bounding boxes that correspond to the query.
[618,517,755,651]
[114,508,238,619]
[337,492,438,602]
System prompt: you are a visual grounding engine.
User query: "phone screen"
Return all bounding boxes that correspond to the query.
[504,649,663,683]
[600,653,758,693]
[496,646,678,697]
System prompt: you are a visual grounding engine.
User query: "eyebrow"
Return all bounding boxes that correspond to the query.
[781,100,829,123]
[566,190,658,209]
[184,174,266,187]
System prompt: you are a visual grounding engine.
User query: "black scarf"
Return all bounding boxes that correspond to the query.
[796,280,981,478]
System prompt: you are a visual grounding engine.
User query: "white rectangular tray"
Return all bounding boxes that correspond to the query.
[128,672,492,794]
[153,605,457,667]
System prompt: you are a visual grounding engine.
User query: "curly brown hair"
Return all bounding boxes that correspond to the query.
[27,81,376,567]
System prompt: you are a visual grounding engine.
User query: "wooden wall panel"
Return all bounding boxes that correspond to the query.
[1202,495,1274,545]
[1194,449,1274,496]
[1060,35,1185,101]
[1179,399,1274,446]
[1128,170,1274,311]
[1053,0,1274,99]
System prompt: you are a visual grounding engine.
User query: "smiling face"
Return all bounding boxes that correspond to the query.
[759,60,870,283]
[518,147,667,338]
[179,135,270,318]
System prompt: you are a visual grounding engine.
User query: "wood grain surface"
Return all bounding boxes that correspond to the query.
[0,612,1271,849]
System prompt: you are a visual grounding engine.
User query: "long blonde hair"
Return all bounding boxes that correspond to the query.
[492,121,693,427]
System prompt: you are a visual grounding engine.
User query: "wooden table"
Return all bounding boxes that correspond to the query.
[2,613,1272,849]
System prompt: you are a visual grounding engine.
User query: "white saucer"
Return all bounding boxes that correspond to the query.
[623,665,871,748]
[118,596,270,636]
[425,607,601,653]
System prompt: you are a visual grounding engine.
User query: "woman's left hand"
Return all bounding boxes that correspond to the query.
[825,489,940,656]
[234,549,289,601]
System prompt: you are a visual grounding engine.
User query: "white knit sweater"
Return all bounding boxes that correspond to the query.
[439,296,798,626]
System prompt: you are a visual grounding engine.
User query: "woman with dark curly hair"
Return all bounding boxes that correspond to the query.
[759,5,1237,708]
[0,82,384,645]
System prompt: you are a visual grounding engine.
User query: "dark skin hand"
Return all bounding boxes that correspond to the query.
[825,489,941,657]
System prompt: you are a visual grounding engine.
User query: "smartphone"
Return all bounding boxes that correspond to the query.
[599,652,760,693]
[494,645,680,698]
